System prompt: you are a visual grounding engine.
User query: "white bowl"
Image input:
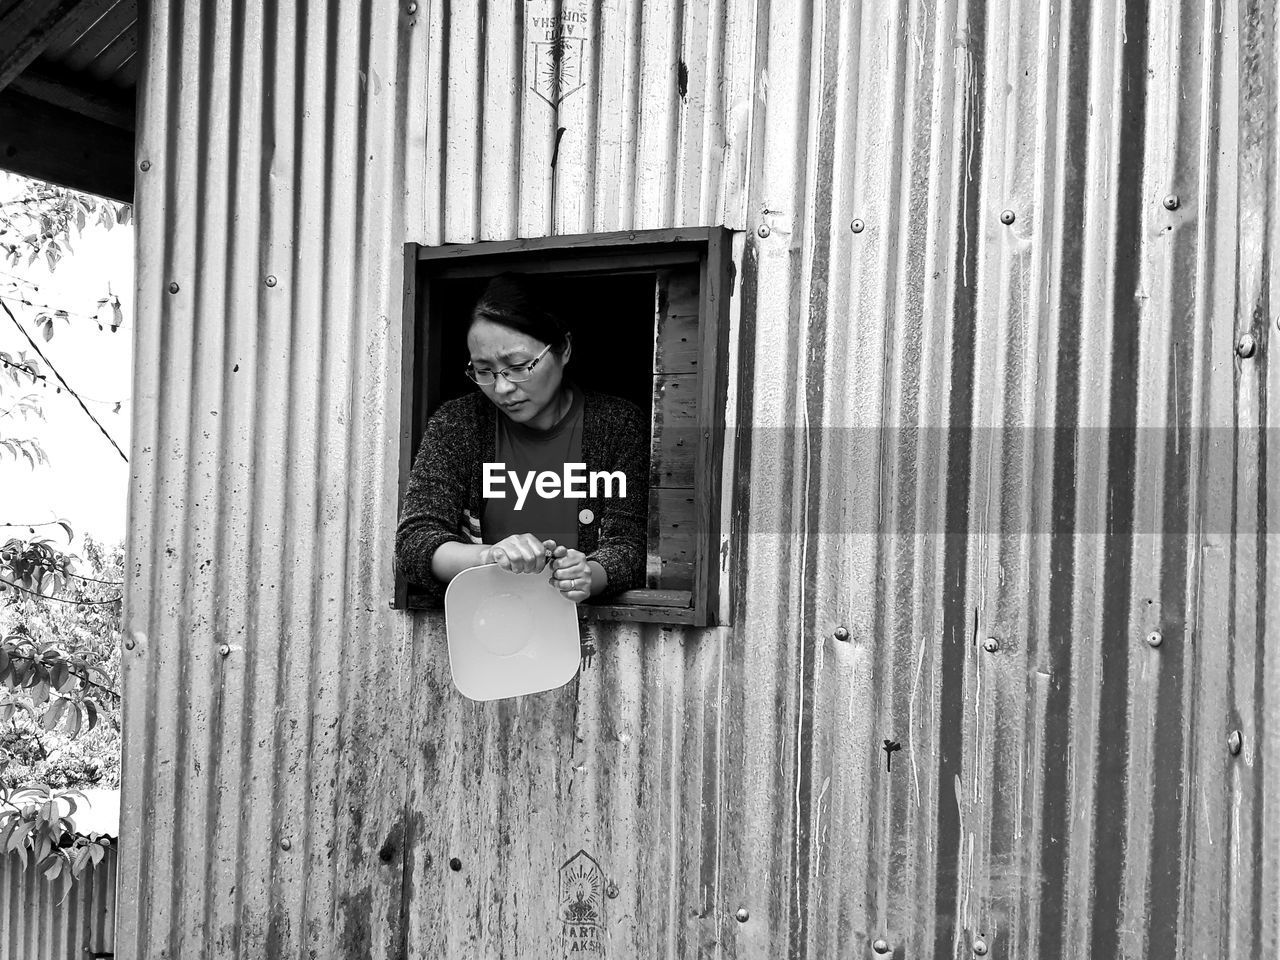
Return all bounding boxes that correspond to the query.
[444,563,581,701]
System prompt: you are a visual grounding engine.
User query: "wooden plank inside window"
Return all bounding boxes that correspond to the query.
[647,267,701,592]
[650,374,695,487]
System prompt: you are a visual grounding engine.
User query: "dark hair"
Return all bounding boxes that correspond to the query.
[469,273,570,352]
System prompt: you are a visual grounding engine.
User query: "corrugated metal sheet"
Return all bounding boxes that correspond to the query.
[119,0,1277,958]
[0,847,118,959]
[119,0,414,957]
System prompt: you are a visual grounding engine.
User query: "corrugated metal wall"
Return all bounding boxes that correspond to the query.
[120,0,414,956]
[119,0,1278,958]
[0,848,118,959]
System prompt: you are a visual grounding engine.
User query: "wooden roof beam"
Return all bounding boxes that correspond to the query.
[0,0,119,93]
[8,62,133,129]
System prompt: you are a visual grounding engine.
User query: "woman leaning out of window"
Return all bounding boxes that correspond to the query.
[395,273,649,606]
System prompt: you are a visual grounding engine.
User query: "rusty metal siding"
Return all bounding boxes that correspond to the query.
[404,0,757,240]
[118,0,1276,959]
[0,848,118,960]
[119,0,415,957]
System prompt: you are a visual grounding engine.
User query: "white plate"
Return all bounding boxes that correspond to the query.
[444,563,581,701]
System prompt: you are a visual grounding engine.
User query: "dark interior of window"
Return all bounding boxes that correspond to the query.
[430,272,657,412]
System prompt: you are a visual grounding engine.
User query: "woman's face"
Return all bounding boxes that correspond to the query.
[466,318,571,427]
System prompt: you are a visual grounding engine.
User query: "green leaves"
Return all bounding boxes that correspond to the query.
[94,293,123,332]
[0,350,44,387]
[1,180,131,275]
[0,437,49,469]
[33,310,69,343]
[0,787,110,881]
[0,537,76,594]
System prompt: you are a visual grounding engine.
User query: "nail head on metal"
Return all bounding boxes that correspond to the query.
[139,160,151,172]
[1000,209,1016,225]
[1228,730,1242,755]
[406,1,417,12]
[851,219,865,233]
[757,224,770,238]
[449,857,462,871]
[982,637,999,653]
[872,939,890,955]
[280,838,291,851]
[124,638,136,650]
[974,938,989,956]
[834,626,850,642]
[168,282,179,294]
[1146,630,1163,648]
[605,880,619,899]
[1163,194,1180,211]
[265,275,277,287]
[735,907,749,923]
[1236,333,1257,359]
[218,644,231,657]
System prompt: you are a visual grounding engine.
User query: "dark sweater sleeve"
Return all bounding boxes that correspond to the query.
[586,400,650,599]
[394,401,474,604]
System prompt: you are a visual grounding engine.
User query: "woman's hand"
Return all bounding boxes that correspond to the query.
[487,534,557,574]
[549,545,593,603]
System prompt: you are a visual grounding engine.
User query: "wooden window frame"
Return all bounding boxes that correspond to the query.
[394,227,733,627]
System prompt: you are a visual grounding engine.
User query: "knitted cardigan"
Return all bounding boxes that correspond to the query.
[395,389,650,606]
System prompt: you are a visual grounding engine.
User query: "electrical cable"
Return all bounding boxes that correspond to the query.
[0,299,127,462]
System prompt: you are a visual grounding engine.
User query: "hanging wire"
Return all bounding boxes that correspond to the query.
[0,358,128,410]
[0,299,127,462]
[0,577,121,605]
[67,572,124,586]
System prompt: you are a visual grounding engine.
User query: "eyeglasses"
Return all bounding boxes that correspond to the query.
[465,344,553,385]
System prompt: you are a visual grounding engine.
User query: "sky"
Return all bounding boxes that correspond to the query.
[0,171,134,554]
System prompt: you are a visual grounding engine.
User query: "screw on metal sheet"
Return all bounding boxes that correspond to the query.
[734,907,749,923]
[280,838,291,851]
[1163,194,1180,211]
[982,637,999,653]
[850,219,865,233]
[406,1,417,12]
[265,275,277,288]
[1236,333,1257,359]
[872,939,890,955]
[973,938,989,956]
[834,626,850,642]
[139,160,151,172]
[449,857,462,871]
[168,282,180,294]
[757,224,770,239]
[605,880,619,899]
[1228,730,1242,756]
[1146,630,1163,648]
[218,644,231,657]
[1000,209,1016,225]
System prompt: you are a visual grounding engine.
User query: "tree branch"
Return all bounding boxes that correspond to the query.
[0,576,120,605]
